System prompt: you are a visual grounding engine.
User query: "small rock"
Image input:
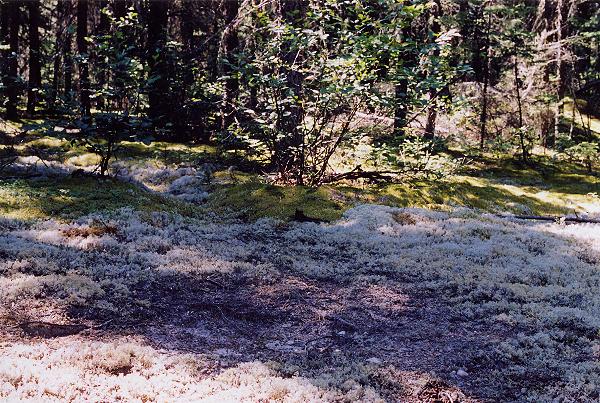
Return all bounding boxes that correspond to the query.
[366,357,382,365]
[457,368,468,377]
[337,331,346,336]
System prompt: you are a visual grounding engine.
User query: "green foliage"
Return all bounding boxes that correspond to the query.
[380,135,465,178]
[53,6,154,176]
[561,141,599,172]
[233,3,381,185]
[69,114,153,176]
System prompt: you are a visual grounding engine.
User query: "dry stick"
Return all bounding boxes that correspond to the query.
[497,214,600,224]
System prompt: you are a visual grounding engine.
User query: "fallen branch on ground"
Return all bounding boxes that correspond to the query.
[323,165,442,183]
[497,214,600,224]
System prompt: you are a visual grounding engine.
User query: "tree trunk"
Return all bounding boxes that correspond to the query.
[275,0,308,184]
[551,0,572,145]
[393,26,414,137]
[553,0,564,144]
[26,1,41,116]
[77,0,91,116]
[393,80,409,136]
[6,3,20,120]
[514,56,527,162]
[221,0,240,131]
[111,0,129,111]
[423,0,442,140]
[63,1,74,102]
[479,14,491,150]
[0,2,9,113]
[179,0,195,88]
[424,106,438,140]
[50,2,61,113]
[95,0,109,110]
[113,0,128,20]
[147,0,170,128]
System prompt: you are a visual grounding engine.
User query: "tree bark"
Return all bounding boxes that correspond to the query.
[63,1,74,102]
[95,0,110,110]
[179,0,195,86]
[6,3,20,120]
[552,0,573,145]
[221,0,240,131]
[553,0,564,144]
[274,0,308,184]
[50,2,63,112]
[393,25,414,137]
[147,0,170,127]
[111,0,129,111]
[77,0,91,116]
[0,2,10,113]
[423,0,442,140]
[393,80,409,136]
[113,0,128,20]
[26,1,42,115]
[514,56,528,162]
[479,14,491,150]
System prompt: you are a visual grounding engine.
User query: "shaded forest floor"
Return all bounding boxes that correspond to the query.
[1,204,599,402]
[1,130,600,401]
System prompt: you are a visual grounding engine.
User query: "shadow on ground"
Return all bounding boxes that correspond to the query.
[2,206,598,401]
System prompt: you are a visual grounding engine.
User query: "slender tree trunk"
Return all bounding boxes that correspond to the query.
[64,3,74,102]
[147,0,170,128]
[424,0,442,140]
[113,0,128,20]
[179,0,195,92]
[424,105,438,140]
[245,7,258,112]
[480,74,488,150]
[77,0,91,116]
[553,0,565,145]
[0,2,10,112]
[48,0,64,112]
[393,25,414,137]
[6,3,20,120]
[111,0,128,111]
[479,15,491,150]
[514,56,527,161]
[221,0,240,131]
[26,1,41,116]
[393,80,409,136]
[95,0,109,110]
[514,59,524,129]
[198,1,221,81]
[275,0,308,184]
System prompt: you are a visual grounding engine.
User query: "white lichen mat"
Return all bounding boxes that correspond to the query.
[1,205,599,402]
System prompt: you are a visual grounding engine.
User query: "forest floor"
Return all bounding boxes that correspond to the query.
[1,131,600,402]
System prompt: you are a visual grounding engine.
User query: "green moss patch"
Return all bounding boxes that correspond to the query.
[0,176,198,221]
[207,181,347,222]
[207,169,600,222]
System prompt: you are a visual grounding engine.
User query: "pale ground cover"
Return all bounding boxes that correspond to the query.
[1,202,599,402]
[4,154,212,204]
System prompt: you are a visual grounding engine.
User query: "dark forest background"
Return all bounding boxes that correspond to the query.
[1,0,599,183]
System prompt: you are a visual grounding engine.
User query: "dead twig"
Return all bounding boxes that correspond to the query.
[497,214,600,224]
